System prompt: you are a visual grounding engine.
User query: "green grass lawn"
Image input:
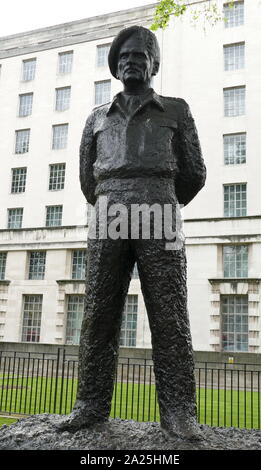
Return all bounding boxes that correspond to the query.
[0,376,260,429]
[0,417,17,427]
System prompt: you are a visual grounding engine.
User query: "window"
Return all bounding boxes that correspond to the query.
[28,251,46,280]
[0,252,7,280]
[8,208,23,229]
[55,87,71,111]
[224,1,244,28]
[49,163,66,190]
[224,87,245,117]
[95,80,111,105]
[224,43,245,71]
[223,245,248,278]
[120,294,138,347]
[66,295,84,344]
[22,58,36,81]
[221,295,248,352]
[15,129,30,154]
[21,294,42,343]
[96,44,111,67]
[224,183,247,217]
[52,124,68,149]
[19,93,33,117]
[223,133,246,165]
[46,205,63,227]
[72,250,86,280]
[132,263,139,279]
[58,51,73,74]
[11,167,27,193]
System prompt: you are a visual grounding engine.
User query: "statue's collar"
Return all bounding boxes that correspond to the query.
[106,89,165,116]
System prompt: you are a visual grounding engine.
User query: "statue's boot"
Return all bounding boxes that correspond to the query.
[161,413,203,441]
[56,400,107,432]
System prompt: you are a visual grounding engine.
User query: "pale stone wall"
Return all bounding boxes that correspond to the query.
[0,0,260,351]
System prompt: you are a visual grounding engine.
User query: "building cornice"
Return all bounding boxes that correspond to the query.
[0,4,156,59]
[0,225,86,233]
[184,215,261,223]
[0,225,88,251]
[0,222,260,250]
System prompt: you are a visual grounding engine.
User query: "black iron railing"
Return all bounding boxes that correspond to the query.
[0,349,261,429]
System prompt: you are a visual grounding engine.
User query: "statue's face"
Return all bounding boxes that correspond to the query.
[116,34,154,87]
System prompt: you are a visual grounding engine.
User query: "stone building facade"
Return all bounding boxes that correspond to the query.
[0,0,260,352]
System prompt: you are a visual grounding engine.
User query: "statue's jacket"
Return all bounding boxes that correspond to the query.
[80,89,206,207]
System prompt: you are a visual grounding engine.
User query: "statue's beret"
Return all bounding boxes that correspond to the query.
[108,25,160,79]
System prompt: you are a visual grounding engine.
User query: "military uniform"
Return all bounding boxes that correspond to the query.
[75,88,206,432]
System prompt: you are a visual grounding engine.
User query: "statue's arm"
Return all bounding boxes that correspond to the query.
[174,100,206,206]
[79,112,97,206]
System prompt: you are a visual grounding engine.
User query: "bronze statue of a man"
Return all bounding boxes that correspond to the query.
[59,26,206,440]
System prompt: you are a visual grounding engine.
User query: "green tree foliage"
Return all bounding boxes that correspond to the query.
[151,0,235,31]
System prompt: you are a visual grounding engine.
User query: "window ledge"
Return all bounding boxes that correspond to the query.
[56,279,85,284]
[209,278,261,284]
